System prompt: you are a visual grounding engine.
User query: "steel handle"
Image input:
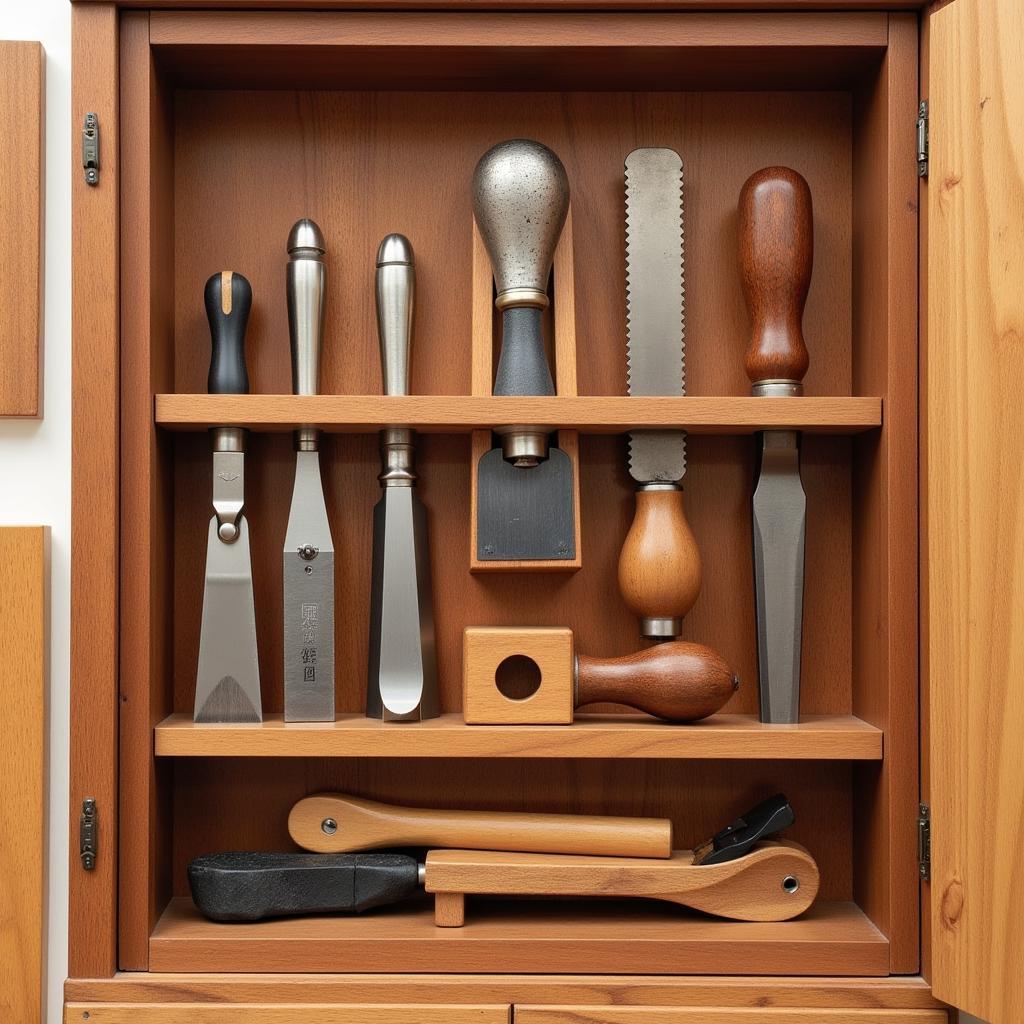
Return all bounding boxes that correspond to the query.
[375,233,415,398]
[287,219,326,450]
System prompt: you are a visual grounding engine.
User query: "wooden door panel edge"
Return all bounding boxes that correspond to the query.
[514,1010,948,1023]
[63,1005,511,1023]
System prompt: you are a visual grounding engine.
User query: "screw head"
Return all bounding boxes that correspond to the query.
[321,817,338,836]
[298,544,319,561]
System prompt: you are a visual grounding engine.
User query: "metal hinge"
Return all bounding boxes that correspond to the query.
[918,803,931,881]
[80,798,97,870]
[917,100,929,178]
[82,113,100,186]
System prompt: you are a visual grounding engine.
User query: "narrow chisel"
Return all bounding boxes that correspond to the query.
[194,271,262,723]
[739,167,813,724]
[283,219,335,722]
[366,233,439,721]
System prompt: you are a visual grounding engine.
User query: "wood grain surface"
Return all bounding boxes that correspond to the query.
[927,0,1024,1019]
[515,1010,946,1024]
[0,41,44,416]
[0,528,47,1024]
[62,1005,510,1024]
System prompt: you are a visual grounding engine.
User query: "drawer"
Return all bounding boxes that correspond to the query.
[514,1009,948,1024]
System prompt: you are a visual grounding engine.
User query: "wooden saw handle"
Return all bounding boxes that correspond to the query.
[289,793,673,858]
[739,167,813,386]
[576,641,739,722]
[425,841,819,926]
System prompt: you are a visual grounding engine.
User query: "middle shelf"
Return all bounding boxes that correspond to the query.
[155,712,882,760]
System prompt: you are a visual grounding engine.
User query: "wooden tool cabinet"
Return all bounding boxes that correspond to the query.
[66,0,1022,1021]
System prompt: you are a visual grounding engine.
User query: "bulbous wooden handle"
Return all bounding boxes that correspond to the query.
[576,641,740,722]
[617,488,702,634]
[739,167,813,386]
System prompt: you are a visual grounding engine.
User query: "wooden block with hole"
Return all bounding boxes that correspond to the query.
[463,627,573,724]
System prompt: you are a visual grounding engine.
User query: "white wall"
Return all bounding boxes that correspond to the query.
[0,1,72,1020]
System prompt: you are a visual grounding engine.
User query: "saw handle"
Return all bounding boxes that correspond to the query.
[205,271,252,395]
[289,793,672,858]
[739,167,812,386]
[576,641,739,722]
[618,486,702,638]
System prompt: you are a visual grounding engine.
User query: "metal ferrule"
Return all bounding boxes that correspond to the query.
[638,480,681,493]
[642,616,683,640]
[752,380,803,398]
[212,449,245,543]
[495,287,549,311]
[495,426,549,467]
[295,427,319,452]
[212,426,245,454]
[379,427,416,487]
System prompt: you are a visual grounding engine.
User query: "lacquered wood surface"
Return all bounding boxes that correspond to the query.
[516,1010,947,1024]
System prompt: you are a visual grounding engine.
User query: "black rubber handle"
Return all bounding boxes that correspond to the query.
[188,851,420,922]
[204,271,252,395]
[493,307,555,397]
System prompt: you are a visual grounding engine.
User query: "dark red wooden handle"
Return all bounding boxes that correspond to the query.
[739,167,813,386]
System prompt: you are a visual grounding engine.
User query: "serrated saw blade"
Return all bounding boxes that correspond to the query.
[625,148,687,483]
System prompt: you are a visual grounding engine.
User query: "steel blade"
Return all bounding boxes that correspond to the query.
[751,431,806,724]
[195,515,262,723]
[625,147,687,484]
[367,487,438,721]
[283,449,335,722]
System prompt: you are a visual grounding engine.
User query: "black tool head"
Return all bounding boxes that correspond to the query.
[692,794,795,866]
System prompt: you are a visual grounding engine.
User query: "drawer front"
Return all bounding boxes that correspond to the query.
[64,1005,510,1023]
[514,1009,948,1024]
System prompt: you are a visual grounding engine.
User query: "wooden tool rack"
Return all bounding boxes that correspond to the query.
[67,1,1022,1021]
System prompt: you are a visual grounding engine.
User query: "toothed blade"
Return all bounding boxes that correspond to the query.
[625,147,687,484]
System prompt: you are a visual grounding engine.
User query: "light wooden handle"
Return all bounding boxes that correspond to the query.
[617,487,702,634]
[739,166,813,386]
[426,841,819,925]
[289,793,673,858]
[576,642,739,722]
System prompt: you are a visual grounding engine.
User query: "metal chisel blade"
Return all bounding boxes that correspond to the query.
[751,431,806,724]
[283,449,335,722]
[195,515,262,723]
[625,147,687,484]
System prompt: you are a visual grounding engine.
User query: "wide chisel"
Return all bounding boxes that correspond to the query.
[366,233,439,721]
[618,148,702,640]
[194,272,262,723]
[739,167,812,724]
[283,219,335,722]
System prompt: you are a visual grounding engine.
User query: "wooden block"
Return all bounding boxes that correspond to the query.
[463,627,574,724]
[433,892,466,928]
[0,42,44,417]
[0,527,47,1023]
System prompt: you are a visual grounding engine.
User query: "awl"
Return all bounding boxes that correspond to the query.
[194,271,262,723]
[618,148,702,640]
[366,234,439,721]
[283,219,335,722]
[739,167,813,724]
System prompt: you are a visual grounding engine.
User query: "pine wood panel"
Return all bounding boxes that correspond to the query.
[516,1010,946,1023]
[0,41,44,417]
[155,395,881,433]
[149,897,885,975]
[69,0,119,979]
[154,712,881,759]
[0,528,47,1024]
[927,0,1024,1019]
[64,1005,509,1023]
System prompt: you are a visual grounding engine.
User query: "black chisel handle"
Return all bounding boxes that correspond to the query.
[494,307,555,397]
[205,271,253,395]
[188,851,421,922]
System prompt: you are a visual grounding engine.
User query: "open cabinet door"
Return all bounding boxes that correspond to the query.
[927,0,1024,1022]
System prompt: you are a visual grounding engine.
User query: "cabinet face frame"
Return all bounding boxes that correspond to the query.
[71,0,923,993]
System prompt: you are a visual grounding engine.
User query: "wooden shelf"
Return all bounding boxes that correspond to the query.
[154,395,882,435]
[150,897,888,975]
[154,712,882,760]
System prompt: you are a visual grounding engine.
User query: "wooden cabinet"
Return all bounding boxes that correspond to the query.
[66,0,1022,1021]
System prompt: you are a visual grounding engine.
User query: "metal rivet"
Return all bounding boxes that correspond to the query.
[321,817,338,835]
[782,875,799,894]
[298,544,319,561]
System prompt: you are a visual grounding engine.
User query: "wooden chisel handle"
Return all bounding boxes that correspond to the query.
[576,641,739,722]
[289,793,673,858]
[739,167,812,388]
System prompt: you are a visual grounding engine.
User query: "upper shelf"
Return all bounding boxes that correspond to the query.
[155,395,882,435]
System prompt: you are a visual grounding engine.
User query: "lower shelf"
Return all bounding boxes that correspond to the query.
[150,897,888,976]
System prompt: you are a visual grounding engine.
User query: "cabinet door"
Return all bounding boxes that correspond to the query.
[62,1005,510,1024]
[515,1009,947,1023]
[927,0,1024,1022]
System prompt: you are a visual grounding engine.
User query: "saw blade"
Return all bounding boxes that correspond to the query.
[625,147,687,484]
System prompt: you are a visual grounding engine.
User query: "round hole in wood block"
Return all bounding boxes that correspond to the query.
[782,874,800,893]
[494,654,542,700]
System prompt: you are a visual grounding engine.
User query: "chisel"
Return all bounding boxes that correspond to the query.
[739,167,812,724]
[366,234,439,721]
[283,219,335,722]
[194,271,262,723]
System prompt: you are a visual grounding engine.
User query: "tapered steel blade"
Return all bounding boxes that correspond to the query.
[751,431,806,724]
[195,515,262,723]
[625,147,687,484]
[283,449,335,722]
[367,487,439,721]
